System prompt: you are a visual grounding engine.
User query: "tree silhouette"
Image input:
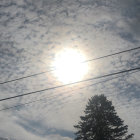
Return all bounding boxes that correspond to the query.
[74,94,134,140]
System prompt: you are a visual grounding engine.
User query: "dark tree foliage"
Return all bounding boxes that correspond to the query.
[74,94,134,140]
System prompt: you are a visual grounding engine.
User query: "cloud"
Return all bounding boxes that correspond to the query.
[0,0,140,139]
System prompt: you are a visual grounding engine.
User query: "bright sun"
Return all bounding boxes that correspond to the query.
[52,48,89,84]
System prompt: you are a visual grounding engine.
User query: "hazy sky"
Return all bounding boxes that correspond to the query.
[0,0,140,140]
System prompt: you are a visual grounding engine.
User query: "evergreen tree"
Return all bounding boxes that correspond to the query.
[74,94,134,140]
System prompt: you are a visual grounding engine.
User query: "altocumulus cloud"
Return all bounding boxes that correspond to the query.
[0,0,140,140]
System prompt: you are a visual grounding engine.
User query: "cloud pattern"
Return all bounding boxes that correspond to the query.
[0,0,140,139]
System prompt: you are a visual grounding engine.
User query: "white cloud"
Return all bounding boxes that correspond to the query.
[0,0,140,139]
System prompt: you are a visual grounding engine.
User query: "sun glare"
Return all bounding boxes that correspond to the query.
[52,48,89,84]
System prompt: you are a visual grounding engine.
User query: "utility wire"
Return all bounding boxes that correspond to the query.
[0,46,140,85]
[0,70,139,112]
[83,46,140,63]
[0,67,140,102]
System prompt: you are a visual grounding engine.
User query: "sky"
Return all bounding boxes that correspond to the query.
[0,0,140,140]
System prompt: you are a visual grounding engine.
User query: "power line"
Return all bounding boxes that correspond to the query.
[83,46,140,63]
[0,70,139,112]
[0,46,140,85]
[0,67,140,102]
[0,70,54,85]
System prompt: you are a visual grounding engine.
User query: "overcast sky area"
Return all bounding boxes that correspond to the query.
[0,0,140,140]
